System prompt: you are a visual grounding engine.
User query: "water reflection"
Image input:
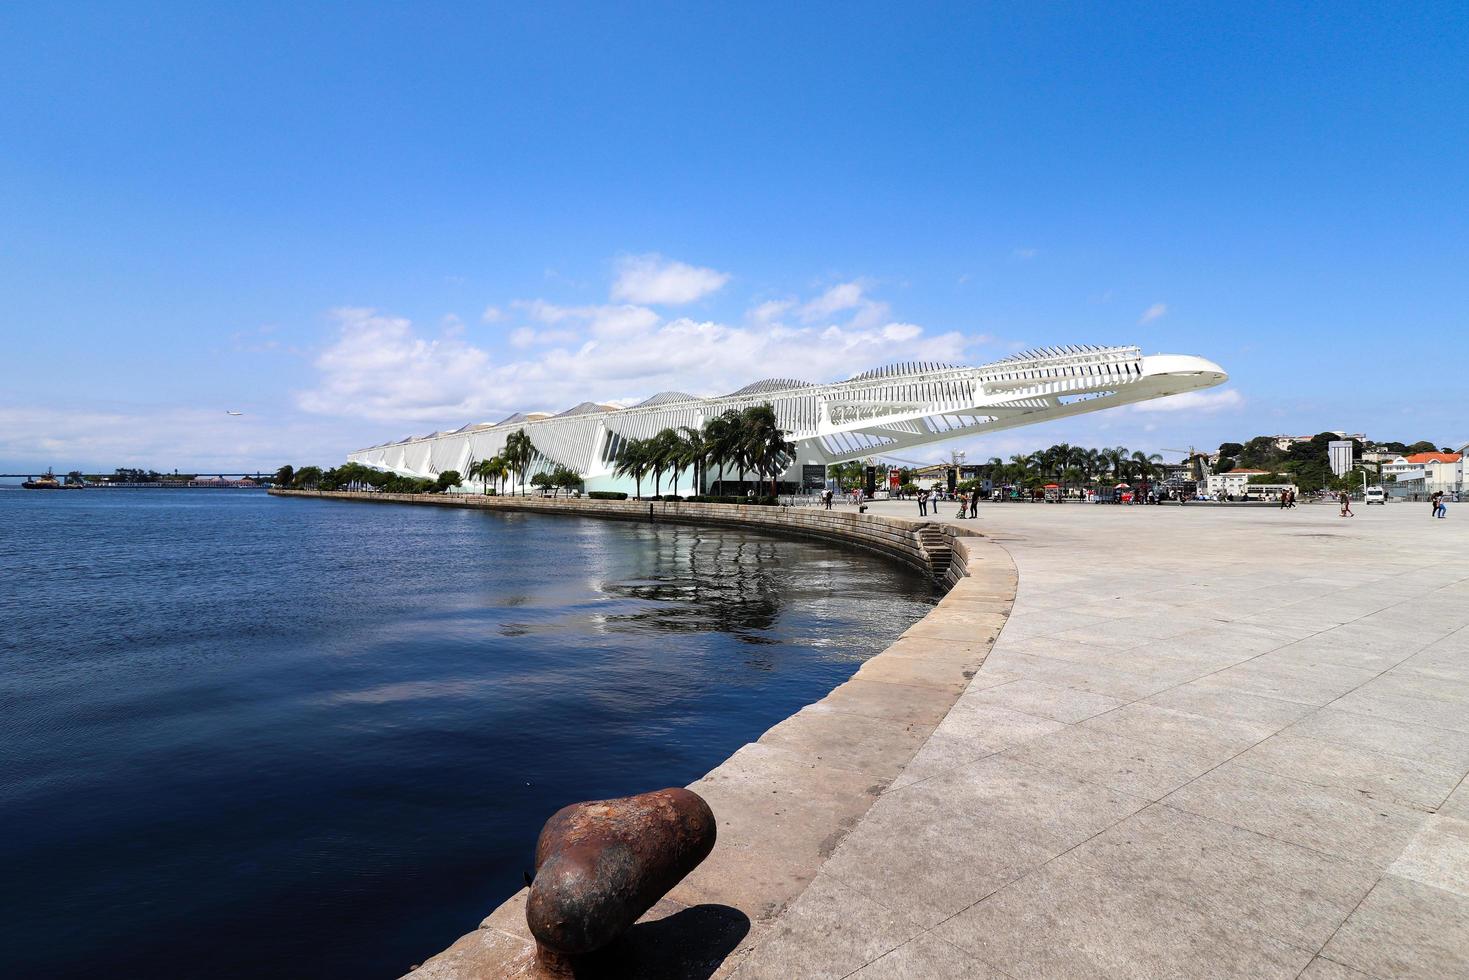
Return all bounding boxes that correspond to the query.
[2,495,934,980]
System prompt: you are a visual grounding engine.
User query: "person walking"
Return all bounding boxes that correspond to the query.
[955,491,968,519]
[1432,490,1446,518]
[821,487,833,510]
[969,490,979,518]
[1339,489,1354,518]
[917,488,929,517]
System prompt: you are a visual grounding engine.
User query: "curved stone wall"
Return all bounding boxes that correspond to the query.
[267,490,1017,978]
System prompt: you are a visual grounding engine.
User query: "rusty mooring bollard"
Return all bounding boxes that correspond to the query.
[525,787,716,974]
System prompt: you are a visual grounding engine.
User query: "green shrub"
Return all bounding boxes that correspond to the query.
[588,490,628,500]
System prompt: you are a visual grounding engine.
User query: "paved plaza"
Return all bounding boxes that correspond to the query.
[735,499,1469,979]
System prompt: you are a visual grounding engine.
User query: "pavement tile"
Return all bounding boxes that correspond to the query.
[821,786,1062,926]
[1322,874,1469,979]
[958,678,1126,724]
[1440,779,1469,820]
[1330,688,1469,734]
[1264,634,1414,673]
[730,872,922,980]
[1002,725,1221,800]
[1388,813,1469,897]
[1080,700,1274,756]
[1231,732,1465,811]
[1297,957,1376,979]
[847,932,1004,979]
[1069,803,1378,951]
[1143,684,1317,729]
[978,650,1178,700]
[1285,707,1469,772]
[914,753,1149,846]
[888,730,1002,790]
[1188,658,1380,706]
[1362,669,1469,706]
[933,854,1313,979]
[1161,761,1426,869]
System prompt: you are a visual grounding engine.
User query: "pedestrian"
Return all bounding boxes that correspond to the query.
[1339,489,1354,518]
[821,487,833,510]
[1432,491,1446,519]
[955,491,968,519]
[969,490,979,518]
[917,489,928,517]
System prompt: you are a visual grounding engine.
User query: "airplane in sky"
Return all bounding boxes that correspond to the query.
[226,411,243,416]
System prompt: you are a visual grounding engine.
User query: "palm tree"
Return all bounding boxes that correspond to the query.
[477,455,509,495]
[1130,450,1163,487]
[677,425,707,495]
[1082,448,1102,484]
[702,410,741,494]
[649,428,685,497]
[504,430,535,496]
[740,404,797,497]
[613,438,653,498]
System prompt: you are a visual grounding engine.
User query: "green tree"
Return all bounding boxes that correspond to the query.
[294,465,323,488]
[702,410,742,493]
[740,403,797,497]
[613,437,654,498]
[504,429,535,496]
[551,465,583,494]
[434,470,462,493]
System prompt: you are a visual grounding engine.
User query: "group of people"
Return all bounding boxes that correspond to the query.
[1432,490,1449,519]
[1277,489,1298,509]
[909,487,981,518]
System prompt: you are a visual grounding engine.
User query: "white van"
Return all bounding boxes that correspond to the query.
[1364,486,1386,505]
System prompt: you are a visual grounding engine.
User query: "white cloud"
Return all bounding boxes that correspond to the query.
[881,322,923,342]
[294,293,972,430]
[518,300,660,337]
[800,281,866,321]
[297,308,494,422]
[1012,247,1038,260]
[509,327,580,348]
[1139,302,1168,324]
[748,299,795,324]
[1126,388,1244,414]
[610,253,730,305]
[481,305,504,323]
[795,280,893,331]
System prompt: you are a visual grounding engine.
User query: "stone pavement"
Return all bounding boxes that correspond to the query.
[733,499,1469,979]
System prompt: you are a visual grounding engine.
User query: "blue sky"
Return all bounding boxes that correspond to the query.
[2,2,1465,472]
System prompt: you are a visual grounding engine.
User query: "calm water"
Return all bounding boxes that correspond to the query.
[0,490,933,978]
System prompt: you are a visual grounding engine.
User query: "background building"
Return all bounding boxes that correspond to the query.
[349,346,1228,494]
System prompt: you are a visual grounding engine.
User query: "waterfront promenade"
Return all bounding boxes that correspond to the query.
[735,500,1469,978]
[277,492,1468,977]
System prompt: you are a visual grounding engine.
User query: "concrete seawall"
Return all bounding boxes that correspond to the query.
[268,489,1017,977]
